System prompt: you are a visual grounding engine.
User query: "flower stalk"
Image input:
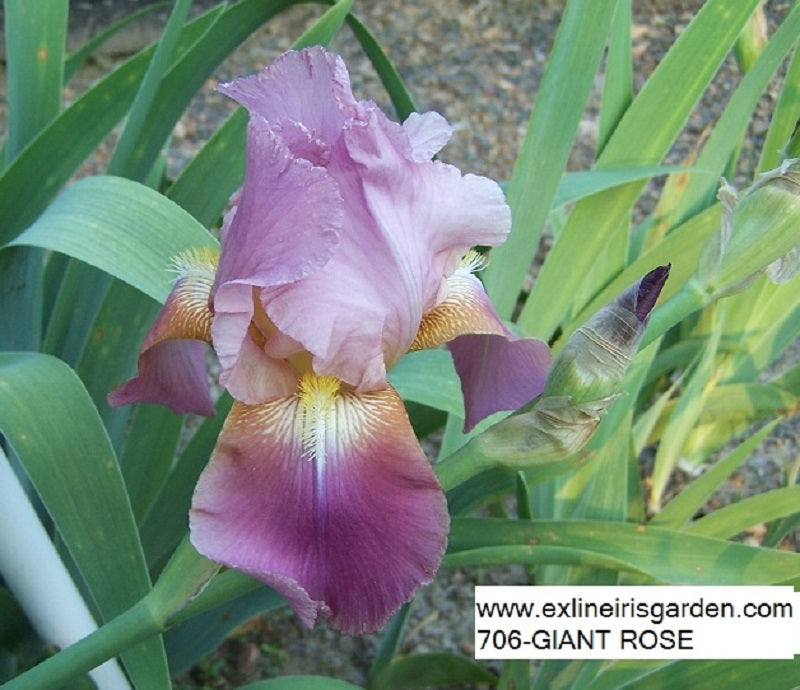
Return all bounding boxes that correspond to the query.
[2,538,219,690]
[0,447,130,690]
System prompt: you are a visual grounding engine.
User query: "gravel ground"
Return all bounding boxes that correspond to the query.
[3,1,800,687]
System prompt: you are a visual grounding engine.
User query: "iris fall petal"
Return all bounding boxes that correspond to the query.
[189,377,448,634]
[412,267,551,431]
[450,333,551,432]
[108,249,217,416]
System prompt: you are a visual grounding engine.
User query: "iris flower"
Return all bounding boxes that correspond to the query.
[110,47,551,633]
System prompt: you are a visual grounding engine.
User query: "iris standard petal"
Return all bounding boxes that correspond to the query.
[189,375,448,634]
[411,265,551,431]
[212,117,341,293]
[402,111,452,161]
[108,248,217,416]
[216,46,355,159]
[260,107,513,390]
[211,117,342,402]
[345,106,511,276]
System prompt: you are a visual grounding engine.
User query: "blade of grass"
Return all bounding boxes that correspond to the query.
[553,166,693,209]
[445,457,586,517]
[724,274,800,382]
[758,29,800,172]
[41,259,115,366]
[367,605,412,689]
[686,485,800,539]
[573,0,636,313]
[0,0,67,350]
[139,395,232,572]
[644,383,797,446]
[76,281,161,451]
[64,2,170,82]
[165,585,285,674]
[3,0,67,164]
[0,250,43,350]
[482,0,617,318]
[562,203,720,346]
[0,7,221,246]
[371,654,496,690]
[633,373,684,456]
[388,349,463,417]
[597,0,633,155]
[651,421,778,529]
[664,1,800,226]
[119,404,184,524]
[9,175,218,303]
[41,251,69,331]
[345,11,416,119]
[240,679,365,690]
[649,309,724,510]
[107,0,194,179]
[294,0,353,48]
[591,658,800,690]
[446,518,800,584]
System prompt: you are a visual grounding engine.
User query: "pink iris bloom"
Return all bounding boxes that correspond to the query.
[110,47,551,634]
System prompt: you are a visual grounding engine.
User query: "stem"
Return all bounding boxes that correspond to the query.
[1,601,161,690]
[0,447,130,689]
[435,438,488,492]
[169,569,259,626]
[2,538,220,690]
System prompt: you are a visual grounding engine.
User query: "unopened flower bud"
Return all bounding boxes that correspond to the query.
[449,267,670,473]
[544,265,670,403]
[700,160,800,295]
[469,395,614,465]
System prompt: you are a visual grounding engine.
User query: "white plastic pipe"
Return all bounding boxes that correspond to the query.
[0,446,131,689]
